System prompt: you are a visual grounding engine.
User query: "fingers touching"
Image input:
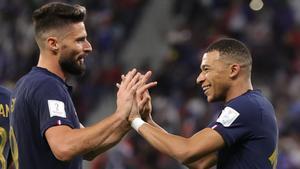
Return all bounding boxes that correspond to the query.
[118,69,137,90]
[115,69,157,120]
[116,70,157,92]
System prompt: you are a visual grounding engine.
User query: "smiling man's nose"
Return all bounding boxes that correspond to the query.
[84,40,92,53]
[196,72,205,85]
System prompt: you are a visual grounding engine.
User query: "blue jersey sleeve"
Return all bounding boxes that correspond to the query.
[208,99,257,147]
[30,79,75,137]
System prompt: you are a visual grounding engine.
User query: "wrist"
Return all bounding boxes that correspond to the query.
[131,118,145,132]
[114,110,127,121]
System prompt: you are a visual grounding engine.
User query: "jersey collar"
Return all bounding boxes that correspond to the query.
[32,67,73,92]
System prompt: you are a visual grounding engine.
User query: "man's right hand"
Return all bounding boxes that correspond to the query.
[115,69,141,119]
[115,69,157,120]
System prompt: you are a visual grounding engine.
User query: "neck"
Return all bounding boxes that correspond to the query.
[37,52,67,81]
[225,78,253,103]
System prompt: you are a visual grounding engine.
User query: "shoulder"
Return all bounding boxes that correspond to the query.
[15,69,51,91]
[228,90,268,112]
[33,77,67,98]
[226,90,273,122]
[18,71,66,100]
[28,69,61,86]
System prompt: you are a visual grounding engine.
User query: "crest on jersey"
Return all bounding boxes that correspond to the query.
[216,106,240,127]
[48,100,66,118]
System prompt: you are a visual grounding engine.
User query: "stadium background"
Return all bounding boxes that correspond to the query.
[1,0,300,168]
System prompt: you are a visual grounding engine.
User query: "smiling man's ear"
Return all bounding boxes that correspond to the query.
[47,36,59,53]
[229,64,241,79]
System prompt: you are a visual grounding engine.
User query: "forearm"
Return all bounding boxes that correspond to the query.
[144,116,167,133]
[184,153,217,169]
[137,123,192,163]
[135,124,222,164]
[83,121,131,160]
[46,113,126,161]
[70,114,125,154]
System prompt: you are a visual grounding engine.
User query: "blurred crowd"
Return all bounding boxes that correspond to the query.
[1,0,300,169]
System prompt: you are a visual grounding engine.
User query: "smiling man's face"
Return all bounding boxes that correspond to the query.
[196,51,232,102]
[58,22,92,75]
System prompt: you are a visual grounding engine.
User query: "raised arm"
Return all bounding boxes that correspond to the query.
[185,152,217,169]
[45,69,157,161]
[129,81,224,166]
[136,124,223,164]
[82,120,131,160]
[45,113,128,161]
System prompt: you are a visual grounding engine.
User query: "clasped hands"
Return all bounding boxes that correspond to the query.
[115,68,157,125]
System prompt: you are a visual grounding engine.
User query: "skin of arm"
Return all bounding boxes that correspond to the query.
[45,113,128,161]
[131,85,224,167]
[185,153,217,169]
[141,107,217,169]
[80,121,131,161]
[45,69,157,161]
[136,125,224,164]
[139,95,218,168]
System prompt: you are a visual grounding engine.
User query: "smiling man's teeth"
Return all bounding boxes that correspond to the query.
[203,86,209,90]
[78,58,84,64]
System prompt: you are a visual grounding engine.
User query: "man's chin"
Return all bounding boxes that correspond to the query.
[73,67,85,76]
[75,64,86,75]
[206,95,216,103]
[63,66,85,76]
[207,98,213,103]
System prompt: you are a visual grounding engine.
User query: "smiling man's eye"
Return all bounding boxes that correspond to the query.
[77,38,84,42]
[201,66,209,72]
[76,36,87,42]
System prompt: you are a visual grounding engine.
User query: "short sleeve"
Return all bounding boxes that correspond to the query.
[208,106,251,147]
[30,80,75,137]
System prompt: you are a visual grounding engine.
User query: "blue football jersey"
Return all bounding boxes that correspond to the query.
[208,90,278,169]
[0,86,11,169]
[10,67,82,169]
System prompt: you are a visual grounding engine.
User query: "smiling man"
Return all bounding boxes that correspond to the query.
[9,2,156,169]
[129,38,278,169]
